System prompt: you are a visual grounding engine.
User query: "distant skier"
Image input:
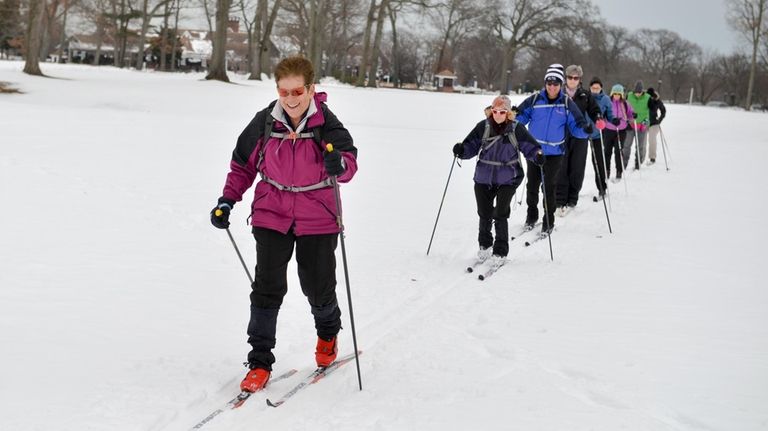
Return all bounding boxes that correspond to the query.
[515,64,589,235]
[209,56,358,393]
[587,76,617,200]
[453,95,542,267]
[603,84,635,182]
[624,80,651,169]
[646,87,667,165]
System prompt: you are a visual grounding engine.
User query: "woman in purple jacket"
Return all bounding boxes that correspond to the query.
[604,84,634,181]
[210,56,358,393]
[453,96,542,266]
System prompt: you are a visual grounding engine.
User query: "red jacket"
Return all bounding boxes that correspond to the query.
[221,92,357,235]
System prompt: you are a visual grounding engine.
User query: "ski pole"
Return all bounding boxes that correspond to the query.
[631,120,642,177]
[326,143,363,391]
[426,154,459,255]
[617,134,630,195]
[659,125,671,169]
[216,218,254,285]
[539,166,554,261]
[589,137,612,233]
[597,128,612,211]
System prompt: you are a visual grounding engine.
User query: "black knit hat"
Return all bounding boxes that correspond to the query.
[647,87,657,98]
[589,76,603,87]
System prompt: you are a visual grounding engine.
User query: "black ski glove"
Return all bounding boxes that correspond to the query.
[632,112,638,118]
[611,117,621,126]
[584,124,594,135]
[533,151,545,166]
[453,143,464,157]
[324,148,345,176]
[210,197,235,229]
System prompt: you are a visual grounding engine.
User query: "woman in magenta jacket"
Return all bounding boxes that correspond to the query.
[603,84,634,181]
[210,56,358,393]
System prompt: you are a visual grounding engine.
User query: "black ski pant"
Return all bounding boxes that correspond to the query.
[590,137,608,196]
[247,227,342,370]
[555,137,588,207]
[526,155,563,231]
[603,128,626,179]
[474,183,517,257]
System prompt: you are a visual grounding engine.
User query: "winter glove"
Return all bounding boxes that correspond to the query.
[323,147,345,176]
[642,119,650,127]
[632,112,638,119]
[533,150,545,166]
[611,118,621,126]
[584,124,594,135]
[210,198,235,229]
[452,143,464,157]
[595,119,606,130]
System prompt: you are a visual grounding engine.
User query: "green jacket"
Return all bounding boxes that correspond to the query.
[627,92,651,125]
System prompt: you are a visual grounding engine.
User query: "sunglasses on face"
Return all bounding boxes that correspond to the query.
[277,85,310,97]
[567,76,580,81]
[492,109,508,115]
[545,81,561,87]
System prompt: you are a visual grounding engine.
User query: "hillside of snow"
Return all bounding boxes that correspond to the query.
[1,62,767,431]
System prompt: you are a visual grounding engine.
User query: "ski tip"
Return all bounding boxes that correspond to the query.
[266,398,282,408]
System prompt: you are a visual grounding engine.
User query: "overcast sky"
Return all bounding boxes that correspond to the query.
[592,0,741,54]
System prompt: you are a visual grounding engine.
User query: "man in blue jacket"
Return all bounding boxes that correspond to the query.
[515,64,589,234]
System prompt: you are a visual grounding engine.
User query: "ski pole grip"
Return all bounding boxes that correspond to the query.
[215,209,223,217]
[326,143,333,152]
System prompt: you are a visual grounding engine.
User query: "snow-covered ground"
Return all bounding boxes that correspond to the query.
[1,62,766,431]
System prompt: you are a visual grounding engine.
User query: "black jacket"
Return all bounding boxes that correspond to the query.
[649,97,666,126]
[569,87,601,122]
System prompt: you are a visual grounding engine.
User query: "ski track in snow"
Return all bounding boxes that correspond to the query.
[1,62,767,431]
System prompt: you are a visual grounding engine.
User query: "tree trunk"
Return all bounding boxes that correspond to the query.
[355,0,376,86]
[258,0,281,79]
[160,1,171,70]
[171,0,181,71]
[387,2,399,88]
[745,0,765,109]
[247,0,266,79]
[56,0,68,63]
[23,0,45,75]
[366,0,388,88]
[206,0,232,82]
[135,0,151,69]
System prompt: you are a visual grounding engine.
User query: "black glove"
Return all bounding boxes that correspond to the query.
[632,112,638,118]
[533,151,545,166]
[452,143,464,157]
[210,197,235,229]
[611,117,621,126]
[584,124,593,135]
[324,149,345,176]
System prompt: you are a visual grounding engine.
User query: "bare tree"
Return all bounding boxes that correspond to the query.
[491,0,582,92]
[727,0,766,108]
[429,0,480,73]
[205,0,231,81]
[365,0,389,87]
[693,50,726,104]
[23,0,46,75]
[355,0,376,86]
[135,0,174,69]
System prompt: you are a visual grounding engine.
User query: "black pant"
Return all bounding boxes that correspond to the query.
[526,155,563,231]
[590,138,608,195]
[603,129,626,178]
[474,183,517,257]
[555,137,588,207]
[247,227,342,370]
